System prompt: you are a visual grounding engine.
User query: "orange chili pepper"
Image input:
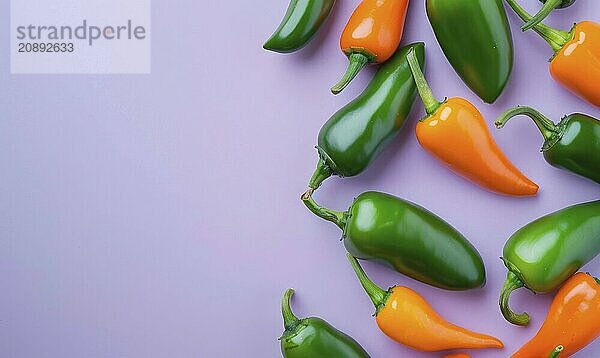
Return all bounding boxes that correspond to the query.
[550,22,600,107]
[513,272,600,358]
[406,49,538,196]
[443,354,471,358]
[505,0,600,107]
[331,0,409,94]
[348,254,504,352]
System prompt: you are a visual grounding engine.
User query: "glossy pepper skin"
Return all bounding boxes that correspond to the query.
[280,289,370,358]
[522,0,577,31]
[406,50,538,196]
[426,0,514,103]
[496,106,600,184]
[499,200,600,326]
[308,43,424,191]
[331,0,409,94]
[513,273,600,357]
[348,255,503,351]
[302,191,486,290]
[505,0,600,107]
[264,0,336,53]
[444,354,471,358]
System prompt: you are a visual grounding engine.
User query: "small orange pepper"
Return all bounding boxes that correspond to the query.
[550,21,600,107]
[505,0,600,107]
[331,0,409,94]
[405,49,538,196]
[512,273,600,358]
[348,254,504,352]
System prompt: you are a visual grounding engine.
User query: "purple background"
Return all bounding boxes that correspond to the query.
[2,1,600,357]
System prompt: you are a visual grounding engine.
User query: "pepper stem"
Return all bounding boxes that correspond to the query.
[504,0,571,52]
[301,190,346,230]
[308,156,333,190]
[549,345,564,358]
[407,48,440,116]
[347,253,388,313]
[282,288,301,331]
[331,53,371,95]
[495,106,559,141]
[500,271,531,326]
[522,0,562,31]
[595,277,600,285]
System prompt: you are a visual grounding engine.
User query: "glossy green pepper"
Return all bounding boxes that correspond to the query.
[264,0,336,53]
[496,106,600,184]
[522,0,577,31]
[499,200,600,326]
[426,0,514,103]
[307,43,424,191]
[301,191,486,291]
[280,289,370,357]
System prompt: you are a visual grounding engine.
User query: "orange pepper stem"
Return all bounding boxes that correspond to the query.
[301,191,346,230]
[495,106,560,149]
[548,345,564,357]
[504,0,571,52]
[346,253,388,314]
[407,49,440,117]
[281,289,301,333]
[331,53,372,95]
[499,270,531,326]
[522,0,563,31]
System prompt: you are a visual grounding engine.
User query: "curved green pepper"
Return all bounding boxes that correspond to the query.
[426,0,514,103]
[308,43,424,191]
[280,289,370,357]
[301,191,486,291]
[264,0,336,53]
[499,200,600,326]
[522,0,577,31]
[496,106,600,184]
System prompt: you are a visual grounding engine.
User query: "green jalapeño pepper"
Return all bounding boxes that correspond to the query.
[426,0,514,103]
[280,289,370,357]
[264,0,336,53]
[496,106,600,184]
[499,200,600,326]
[522,0,577,31]
[307,43,424,191]
[301,191,486,291]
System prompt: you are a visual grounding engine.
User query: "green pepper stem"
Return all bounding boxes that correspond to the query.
[595,277,600,285]
[308,157,333,190]
[407,48,440,116]
[504,0,571,52]
[347,253,388,313]
[499,270,531,326]
[331,53,371,95]
[301,190,346,230]
[495,106,559,141]
[282,288,301,331]
[549,345,564,358]
[522,0,562,31]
